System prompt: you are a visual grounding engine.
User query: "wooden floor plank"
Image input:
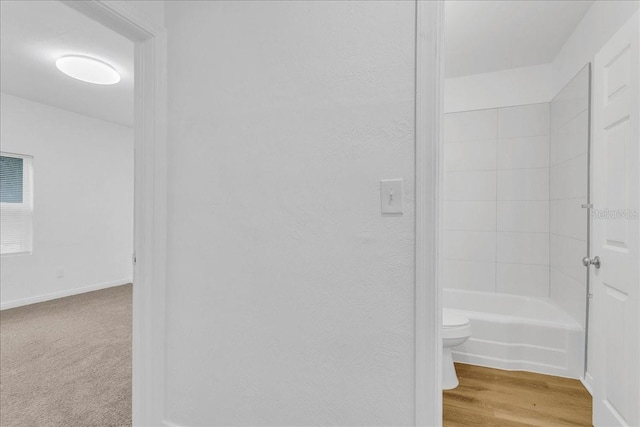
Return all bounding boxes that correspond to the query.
[444,363,593,427]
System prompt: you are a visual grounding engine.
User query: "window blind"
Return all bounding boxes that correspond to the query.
[0,153,33,255]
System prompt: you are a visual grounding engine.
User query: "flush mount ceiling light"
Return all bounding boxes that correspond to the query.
[55,55,121,85]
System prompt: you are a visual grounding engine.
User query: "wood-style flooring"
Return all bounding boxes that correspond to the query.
[444,363,593,427]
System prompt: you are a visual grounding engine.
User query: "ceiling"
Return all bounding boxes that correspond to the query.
[445,0,594,78]
[0,1,133,127]
[1,1,595,120]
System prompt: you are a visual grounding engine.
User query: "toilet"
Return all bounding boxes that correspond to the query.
[442,308,471,390]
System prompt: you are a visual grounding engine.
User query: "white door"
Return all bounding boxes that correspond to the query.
[591,10,640,427]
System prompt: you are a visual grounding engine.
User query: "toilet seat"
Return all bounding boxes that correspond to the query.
[442,309,471,339]
[443,309,469,328]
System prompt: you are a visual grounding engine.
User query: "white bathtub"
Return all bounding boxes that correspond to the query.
[444,288,585,379]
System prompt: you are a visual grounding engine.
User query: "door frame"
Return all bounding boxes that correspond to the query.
[59,2,167,426]
[415,0,444,425]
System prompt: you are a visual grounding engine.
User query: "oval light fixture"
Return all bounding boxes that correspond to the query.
[55,55,121,85]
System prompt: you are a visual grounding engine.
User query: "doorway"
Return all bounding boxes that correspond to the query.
[0,1,135,425]
[0,1,166,425]
[439,1,639,426]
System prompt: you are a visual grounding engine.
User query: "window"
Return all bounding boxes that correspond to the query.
[0,153,33,255]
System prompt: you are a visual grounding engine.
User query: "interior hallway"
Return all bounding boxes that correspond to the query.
[0,285,132,427]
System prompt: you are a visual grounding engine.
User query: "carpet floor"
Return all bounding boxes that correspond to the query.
[0,284,132,427]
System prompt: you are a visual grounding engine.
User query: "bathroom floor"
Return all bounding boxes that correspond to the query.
[443,363,592,427]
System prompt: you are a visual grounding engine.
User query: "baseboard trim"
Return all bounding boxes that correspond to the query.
[452,351,579,379]
[0,279,132,310]
[581,372,594,396]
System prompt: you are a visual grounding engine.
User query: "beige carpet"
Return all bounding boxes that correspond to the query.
[0,284,132,427]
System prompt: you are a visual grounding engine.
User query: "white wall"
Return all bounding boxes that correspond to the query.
[0,93,133,309]
[551,0,640,95]
[445,1,640,113]
[125,0,164,28]
[102,0,165,30]
[442,103,551,297]
[444,64,555,113]
[163,1,418,425]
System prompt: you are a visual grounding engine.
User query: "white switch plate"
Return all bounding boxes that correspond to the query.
[380,179,403,214]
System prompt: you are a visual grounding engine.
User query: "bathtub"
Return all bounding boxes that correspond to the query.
[444,288,585,379]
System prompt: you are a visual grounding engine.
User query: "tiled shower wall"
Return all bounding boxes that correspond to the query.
[443,69,590,327]
[443,103,551,297]
[549,66,589,327]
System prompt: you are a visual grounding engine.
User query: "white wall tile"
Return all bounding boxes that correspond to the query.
[550,267,587,327]
[444,109,497,143]
[497,136,549,170]
[548,66,590,326]
[442,230,496,262]
[550,99,587,131]
[441,259,496,292]
[554,110,588,165]
[550,199,587,241]
[497,263,550,298]
[498,103,550,138]
[497,232,549,265]
[550,129,559,166]
[550,67,589,131]
[550,97,587,134]
[550,154,587,200]
[497,201,549,233]
[549,234,587,284]
[444,140,497,171]
[444,171,496,201]
[497,169,549,201]
[440,85,587,303]
[443,201,496,231]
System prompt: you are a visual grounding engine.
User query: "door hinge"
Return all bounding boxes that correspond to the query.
[132,252,137,265]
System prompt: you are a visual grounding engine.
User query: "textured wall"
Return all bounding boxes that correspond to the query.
[164,2,416,425]
[125,0,164,28]
[0,93,133,308]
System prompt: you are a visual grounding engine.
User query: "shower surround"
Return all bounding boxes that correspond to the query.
[442,66,590,377]
[443,103,551,298]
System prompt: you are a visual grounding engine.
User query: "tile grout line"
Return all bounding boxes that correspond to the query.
[445,229,551,234]
[443,257,551,268]
[550,152,589,169]
[446,134,549,144]
[495,107,499,293]
[549,103,552,300]
[550,231,589,243]
[555,106,589,132]
[444,166,551,173]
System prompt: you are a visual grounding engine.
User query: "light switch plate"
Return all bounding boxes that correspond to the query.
[380,179,403,214]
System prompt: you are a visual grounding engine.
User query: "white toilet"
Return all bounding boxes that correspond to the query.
[442,309,471,390]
